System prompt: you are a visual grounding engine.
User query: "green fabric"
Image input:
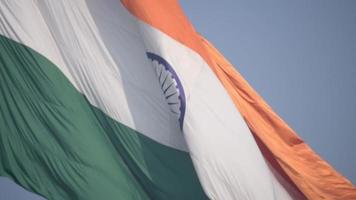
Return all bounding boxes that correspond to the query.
[0,35,207,200]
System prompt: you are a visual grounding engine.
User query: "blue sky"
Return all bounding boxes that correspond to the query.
[1,0,355,199]
[180,0,356,185]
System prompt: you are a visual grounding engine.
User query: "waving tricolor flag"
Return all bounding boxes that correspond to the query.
[0,0,355,199]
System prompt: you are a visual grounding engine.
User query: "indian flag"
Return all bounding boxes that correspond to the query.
[0,0,355,199]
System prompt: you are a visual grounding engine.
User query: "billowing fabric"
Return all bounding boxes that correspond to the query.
[0,0,206,199]
[201,37,356,200]
[0,22,205,200]
[0,0,291,199]
[0,0,354,200]
[122,0,356,199]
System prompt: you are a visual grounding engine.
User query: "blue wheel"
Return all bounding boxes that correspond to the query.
[147,52,186,130]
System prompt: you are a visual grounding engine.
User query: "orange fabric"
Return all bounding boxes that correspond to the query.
[122,0,356,199]
[121,0,216,68]
[201,38,356,200]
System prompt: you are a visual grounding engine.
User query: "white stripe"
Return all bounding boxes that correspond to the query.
[0,0,293,199]
[0,0,187,151]
[138,21,292,200]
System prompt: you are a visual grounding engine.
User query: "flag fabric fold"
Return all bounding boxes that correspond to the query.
[0,0,354,200]
[200,37,356,200]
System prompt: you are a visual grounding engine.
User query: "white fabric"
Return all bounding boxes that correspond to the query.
[0,0,187,150]
[0,0,293,199]
[139,22,292,200]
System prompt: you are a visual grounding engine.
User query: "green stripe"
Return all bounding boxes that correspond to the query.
[0,35,207,200]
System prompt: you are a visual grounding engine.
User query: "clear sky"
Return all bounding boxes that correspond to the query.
[0,0,355,199]
[180,0,356,185]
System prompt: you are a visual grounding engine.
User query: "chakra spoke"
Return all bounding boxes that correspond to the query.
[165,91,178,99]
[147,52,186,130]
[170,110,179,114]
[158,67,163,81]
[161,73,169,88]
[163,82,174,94]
